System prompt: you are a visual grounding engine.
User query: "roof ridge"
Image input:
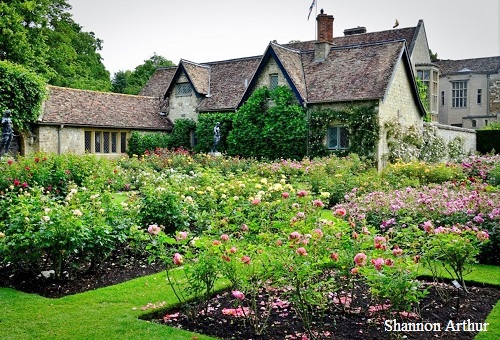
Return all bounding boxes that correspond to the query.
[203,55,263,65]
[47,85,154,98]
[271,41,303,54]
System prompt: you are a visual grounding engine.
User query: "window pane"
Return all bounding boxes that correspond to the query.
[327,127,338,149]
[103,132,110,153]
[95,132,101,153]
[340,127,349,148]
[120,132,127,153]
[270,74,278,90]
[111,132,117,153]
[85,131,91,153]
[176,83,192,96]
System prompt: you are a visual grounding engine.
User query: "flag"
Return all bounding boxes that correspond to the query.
[307,0,316,20]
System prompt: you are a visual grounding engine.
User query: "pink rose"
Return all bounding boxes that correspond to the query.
[232,290,245,301]
[282,192,290,199]
[289,231,301,240]
[148,224,161,235]
[229,246,237,254]
[252,198,261,205]
[241,256,251,265]
[392,246,403,256]
[176,231,188,241]
[351,267,359,275]
[312,199,325,208]
[296,247,308,256]
[354,253,367,266]
[241,224,249,232]
[221,234,229,241]
[385,258,394,267]
[334,208,346,217]
[477,230,489,241]
[297,190,308,197]
[212,240,222,246]
[330,253,339,261]
[312,228,323,239]
[173,253,184,266]
[371,257,384,271]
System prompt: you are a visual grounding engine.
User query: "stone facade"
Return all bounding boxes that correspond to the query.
[378,59,424,170]
[168,74,201,122]
[252,58,288,90]
[490,72,500,114]
[427,122,476,155]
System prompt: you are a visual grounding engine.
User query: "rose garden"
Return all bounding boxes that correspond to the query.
[1,150,500,339]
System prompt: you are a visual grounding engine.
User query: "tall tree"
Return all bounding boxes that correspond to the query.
[112,53,175,94]
[0,0,111,91]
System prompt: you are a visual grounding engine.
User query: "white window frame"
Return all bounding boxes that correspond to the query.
[452,81,468,108]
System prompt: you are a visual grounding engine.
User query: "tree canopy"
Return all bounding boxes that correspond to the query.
[112,53,176,95]
[0,0,111,91]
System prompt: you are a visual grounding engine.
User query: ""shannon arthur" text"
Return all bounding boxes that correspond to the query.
[384,319,489,332]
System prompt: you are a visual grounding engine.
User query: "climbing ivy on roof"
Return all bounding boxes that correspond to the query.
[308,104,379,160]
[0,61,47,131]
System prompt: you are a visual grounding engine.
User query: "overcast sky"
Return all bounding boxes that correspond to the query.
[67,0,500,76]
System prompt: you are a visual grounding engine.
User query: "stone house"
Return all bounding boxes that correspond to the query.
[142,10,428,169]
[24,85,172,158]
[435,56,500,129]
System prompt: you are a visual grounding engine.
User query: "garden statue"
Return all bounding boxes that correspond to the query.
[212,122,221,153]
[0,109,13,157]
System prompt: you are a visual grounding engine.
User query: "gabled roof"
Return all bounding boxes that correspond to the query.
[302,41,408,103]
[139,67,176,97]
[285,24,419,54]
[181,60,210,94]
[197,56,261,112]
[40,86,172,131]
[435,56,500,75]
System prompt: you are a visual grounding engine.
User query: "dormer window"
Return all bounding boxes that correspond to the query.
[269,74,278,90]
[176,82,193,96]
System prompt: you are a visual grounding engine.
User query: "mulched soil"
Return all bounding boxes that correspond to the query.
[143,281,500,340]
[1,253,498,339]
[0,248,165,298]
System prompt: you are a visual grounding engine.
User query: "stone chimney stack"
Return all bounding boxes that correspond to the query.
[314,9,334,61]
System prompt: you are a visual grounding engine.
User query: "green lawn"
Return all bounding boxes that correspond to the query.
[1,264,499,339]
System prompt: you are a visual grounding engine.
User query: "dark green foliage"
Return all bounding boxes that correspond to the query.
[0,1,111,91]
[112,54,175,94]
[126,119,196,156]
[309,104,379,160]
[0,61,47,131]
[194,112,235,153]
[415,77,431,122]
[477,130,500,154]
[227,86,307,160]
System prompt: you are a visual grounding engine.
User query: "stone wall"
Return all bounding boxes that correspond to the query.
[252,58,289,89]
[427,122,476,155]
[378,58,424,170]
[168,73,201,122]
[490,72,500,114]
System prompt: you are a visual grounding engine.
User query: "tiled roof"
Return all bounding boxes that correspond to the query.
[270,43,307,100]
[285,26,417,52]
[303,41,404,102]
[195,57,261,112]
[182,60,210,95]
[139,67,176,97]
[41,86,173,130]
[435,56,500,75]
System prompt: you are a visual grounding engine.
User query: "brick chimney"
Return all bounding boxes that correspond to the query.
[316,9,334,43]
[314,9,334,61]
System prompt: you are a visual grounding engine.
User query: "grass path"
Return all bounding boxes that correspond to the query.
[1,264,499,339]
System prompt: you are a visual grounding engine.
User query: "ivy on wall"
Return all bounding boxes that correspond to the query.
[0,61,47,131]
[308,104,379,160]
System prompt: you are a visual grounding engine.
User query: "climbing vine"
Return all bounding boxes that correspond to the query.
[308,104,379,160]
[0,61,47,131]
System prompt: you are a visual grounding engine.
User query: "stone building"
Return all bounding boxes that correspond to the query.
[27,86,172,158]
[143,10,428,169]
[435,56,500,129]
